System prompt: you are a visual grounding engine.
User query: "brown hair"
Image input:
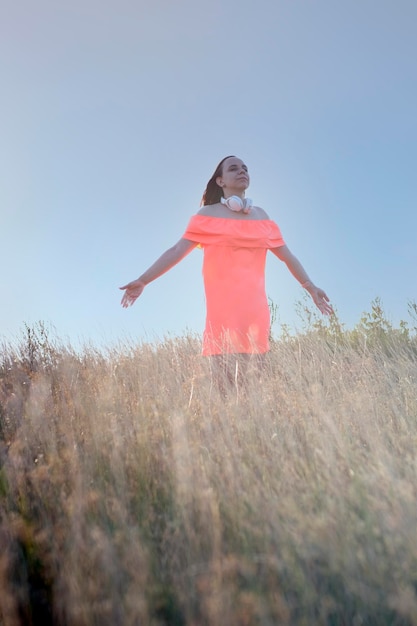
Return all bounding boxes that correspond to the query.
[200,155,235,206]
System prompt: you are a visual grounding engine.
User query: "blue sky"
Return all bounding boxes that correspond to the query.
[1,0,416,348]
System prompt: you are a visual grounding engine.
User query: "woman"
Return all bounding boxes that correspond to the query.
[120,156,332,387]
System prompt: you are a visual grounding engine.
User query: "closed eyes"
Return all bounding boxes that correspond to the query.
[228,164,248,172]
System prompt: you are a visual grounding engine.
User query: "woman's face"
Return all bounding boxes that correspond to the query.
[216,157,250,194]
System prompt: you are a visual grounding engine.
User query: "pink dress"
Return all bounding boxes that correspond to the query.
[183,215,285,355]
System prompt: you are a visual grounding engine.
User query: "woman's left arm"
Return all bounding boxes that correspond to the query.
[271,245,333,315]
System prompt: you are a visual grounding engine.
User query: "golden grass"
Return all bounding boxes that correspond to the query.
[1,328,417,625]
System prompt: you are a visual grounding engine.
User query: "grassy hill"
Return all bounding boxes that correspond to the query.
[1,303,417,625]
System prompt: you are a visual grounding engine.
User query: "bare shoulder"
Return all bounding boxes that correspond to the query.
[197,205,212,216]
[197,202,222,217]
[197,203,226,217]
[251,206,271,220]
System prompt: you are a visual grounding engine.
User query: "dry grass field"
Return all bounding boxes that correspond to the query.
[1,303,417,625]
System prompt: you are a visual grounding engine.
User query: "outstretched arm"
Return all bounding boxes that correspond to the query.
[120,238,197,308]
[271,245,333,315]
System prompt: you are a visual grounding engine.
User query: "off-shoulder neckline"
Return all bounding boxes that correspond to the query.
[191,214,275,224]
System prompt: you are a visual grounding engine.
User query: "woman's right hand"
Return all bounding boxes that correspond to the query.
[119,239,196,308]
[120,279,146,308]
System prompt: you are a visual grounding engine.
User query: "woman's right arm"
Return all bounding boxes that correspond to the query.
[120,238,197,308]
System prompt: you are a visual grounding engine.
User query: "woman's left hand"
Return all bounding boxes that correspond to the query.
[306,284,334,315]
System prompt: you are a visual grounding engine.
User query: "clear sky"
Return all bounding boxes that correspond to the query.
[1,0,416,348]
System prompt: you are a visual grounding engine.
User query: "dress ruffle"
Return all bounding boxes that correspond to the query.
[183,215,285,248]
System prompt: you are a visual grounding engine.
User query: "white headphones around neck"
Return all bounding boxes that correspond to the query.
[221,195,253,214]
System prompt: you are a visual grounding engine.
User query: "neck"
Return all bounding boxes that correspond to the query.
[223,190,245,200]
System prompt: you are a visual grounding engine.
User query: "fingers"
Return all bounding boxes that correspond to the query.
[320,301,334,315]
[322,305,334,316]
[120,279,145,308]
[313,289,333,315]
[121,293,137,308]
[121,286,143,307]
[120,285,136,307]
